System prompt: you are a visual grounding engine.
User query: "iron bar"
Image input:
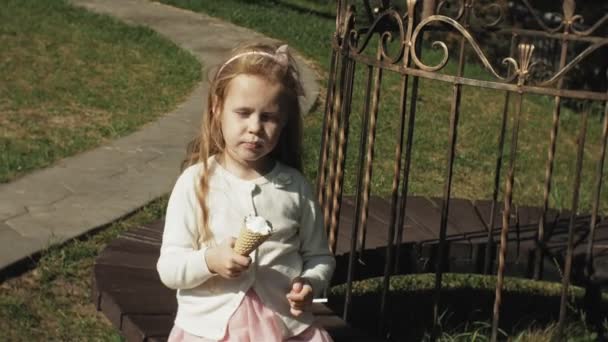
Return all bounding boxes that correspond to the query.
[393,95,417,274]
[534,24,570,280]
[357,48,383,263]
[585,99,608,281]
[484,34,516,275]
[353,66,375,261]
[491,42,535,342]
[498,27,608,45]
[317,48,339,207]
[432,2,470,339]
[392,0,418,282]
[335,0,346,36]
[329,58,357,254]
[336,52,608,101]
[491,90,524,342]
[419,217,549,245]
[379,72,410,338]
[343,64,374,323]
[323,51,350,241]
[319,0,346,214]
[432,81,462,340]
[394,55,421,274]
[557,107,590,335]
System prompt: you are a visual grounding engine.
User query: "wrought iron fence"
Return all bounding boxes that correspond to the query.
[316,0,608,340]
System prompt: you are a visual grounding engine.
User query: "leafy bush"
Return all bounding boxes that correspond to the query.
[329,273,608,341]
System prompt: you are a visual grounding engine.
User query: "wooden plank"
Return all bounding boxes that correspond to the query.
[547,210,572,238]
[96,247,159,270]
[337,196,436,251]
[148,337,168,342]
[442,198,487,236]
[472,199,516,231]
[104,290,176,315]
[403,196,444,239]
[101,237,159,255]
[99,289,125,330]
[122,314,173,342]
[363,221,392,250]
[340,196,388,225]
[126,225,163,238]
[515,205,542,229]
[122,309,365,342]
[448,241,474,260]
[120,231,162,247]
[339,196,391,251]
[94,264,166,296]
[336,201,364,255]
[311,303,336,316]
[315,315,382,342]
[367,196,392,226]
[590,219,608,247]
[95,265,173,331]
[140,219,165,232]
[91,272,102,310]
[124,224,163,236]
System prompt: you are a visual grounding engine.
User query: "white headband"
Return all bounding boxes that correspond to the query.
[217,44,290,76]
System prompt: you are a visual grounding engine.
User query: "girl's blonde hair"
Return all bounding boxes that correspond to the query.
[182,42,305,247]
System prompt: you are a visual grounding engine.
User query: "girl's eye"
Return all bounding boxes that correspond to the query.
[262,113,280,122]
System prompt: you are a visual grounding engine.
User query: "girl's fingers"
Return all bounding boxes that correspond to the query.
[289,300,306,309]
[287,284,312,301]
[291,281,303,293]
[288,299,310,317]
[233,255,251,267]
[287,295,311,313]
[226,237,237,248]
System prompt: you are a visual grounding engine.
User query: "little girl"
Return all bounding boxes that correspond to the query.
[157,43,336,342]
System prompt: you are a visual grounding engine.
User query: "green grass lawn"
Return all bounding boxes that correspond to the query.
[0,0,201,183]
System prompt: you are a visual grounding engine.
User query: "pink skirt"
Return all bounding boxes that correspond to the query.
[168,289,333,342]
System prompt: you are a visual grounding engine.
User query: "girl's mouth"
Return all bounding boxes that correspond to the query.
[243,142,262,150]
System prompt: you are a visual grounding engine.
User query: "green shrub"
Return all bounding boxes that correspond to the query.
[329,273,608,341]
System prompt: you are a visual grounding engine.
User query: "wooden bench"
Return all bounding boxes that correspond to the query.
[92,216,378,341]
[93,196,608,341]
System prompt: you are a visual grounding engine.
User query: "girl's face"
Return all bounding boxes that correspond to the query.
[216,74,286,177]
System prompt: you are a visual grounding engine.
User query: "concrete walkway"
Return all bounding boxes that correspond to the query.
[0,0,319,274]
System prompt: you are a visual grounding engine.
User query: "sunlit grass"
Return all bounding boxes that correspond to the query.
[0,0,201,182]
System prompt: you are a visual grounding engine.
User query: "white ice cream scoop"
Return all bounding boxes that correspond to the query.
[245,215,272,234]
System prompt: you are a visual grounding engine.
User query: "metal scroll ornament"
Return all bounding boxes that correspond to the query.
[345,7,406,65]
[410,14,519,82]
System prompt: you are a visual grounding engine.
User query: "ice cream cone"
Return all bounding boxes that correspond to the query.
[233,216,272,256]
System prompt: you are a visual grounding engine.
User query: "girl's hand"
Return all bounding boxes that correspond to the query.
[205,237,251,279]
[286,277,313,317]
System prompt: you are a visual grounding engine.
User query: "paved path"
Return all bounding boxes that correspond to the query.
[0,0,319,274]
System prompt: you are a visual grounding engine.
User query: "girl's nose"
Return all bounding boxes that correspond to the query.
[247,115,262,133]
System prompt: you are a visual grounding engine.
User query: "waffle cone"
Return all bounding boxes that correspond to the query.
[233,227,270,256]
